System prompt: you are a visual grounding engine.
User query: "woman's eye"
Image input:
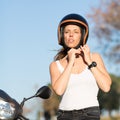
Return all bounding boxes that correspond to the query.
[74,31,79,33]
[64,31,69,33]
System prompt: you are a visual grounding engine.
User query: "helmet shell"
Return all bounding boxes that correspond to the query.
[58,13,89,46]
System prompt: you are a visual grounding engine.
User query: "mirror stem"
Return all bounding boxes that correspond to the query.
[20,95,35,107]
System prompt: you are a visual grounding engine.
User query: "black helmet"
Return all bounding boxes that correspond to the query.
[57,13,89,47]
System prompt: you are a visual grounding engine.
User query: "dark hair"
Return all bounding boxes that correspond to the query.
[54,48,67,61]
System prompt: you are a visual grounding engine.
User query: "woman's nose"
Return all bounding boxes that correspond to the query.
[69,32,73,36]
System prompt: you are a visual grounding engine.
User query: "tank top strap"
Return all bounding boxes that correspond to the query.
[56,60,64,73]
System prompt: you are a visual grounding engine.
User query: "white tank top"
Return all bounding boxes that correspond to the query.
[56,60,99,110]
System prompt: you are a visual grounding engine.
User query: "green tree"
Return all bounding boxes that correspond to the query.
[98,74,120,117]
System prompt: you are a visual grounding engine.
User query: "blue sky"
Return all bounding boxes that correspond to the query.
[0,0,103,107]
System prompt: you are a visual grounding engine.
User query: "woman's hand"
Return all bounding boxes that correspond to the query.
[67,45,92,65]
[80,44,92,65]
[67,48,80,65]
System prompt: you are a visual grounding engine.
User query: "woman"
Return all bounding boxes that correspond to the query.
[49,13,112,120]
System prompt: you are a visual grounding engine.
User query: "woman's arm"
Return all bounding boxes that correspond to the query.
[49,60,72,95]
[81,45,112,92]
[49,48,80,95]
[90,53,112,92]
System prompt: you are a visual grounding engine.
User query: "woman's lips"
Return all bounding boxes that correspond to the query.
[68,39,74,43]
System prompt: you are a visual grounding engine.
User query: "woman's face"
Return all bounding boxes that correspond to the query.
[63,24,81,48]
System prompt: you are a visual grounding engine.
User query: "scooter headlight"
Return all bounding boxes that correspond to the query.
[0,99,15,120]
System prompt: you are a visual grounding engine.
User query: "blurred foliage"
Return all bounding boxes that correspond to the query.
[101,116,120,120]
[98,74,120,117]
[88,0,120,66]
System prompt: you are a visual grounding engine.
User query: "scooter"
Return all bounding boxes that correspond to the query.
[0,86,52,120]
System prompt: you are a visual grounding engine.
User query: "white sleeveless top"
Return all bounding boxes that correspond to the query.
[56,60,99,110]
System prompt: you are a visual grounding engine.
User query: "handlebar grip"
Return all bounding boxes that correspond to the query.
[16,115,29,120]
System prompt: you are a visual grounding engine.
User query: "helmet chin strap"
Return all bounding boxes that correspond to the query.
[63,40,83,52]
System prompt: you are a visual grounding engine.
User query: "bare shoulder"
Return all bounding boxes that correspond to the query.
[91,52,103,62]
[49,60,61,75]
[49,61,57,70]
[49,61,61,84]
